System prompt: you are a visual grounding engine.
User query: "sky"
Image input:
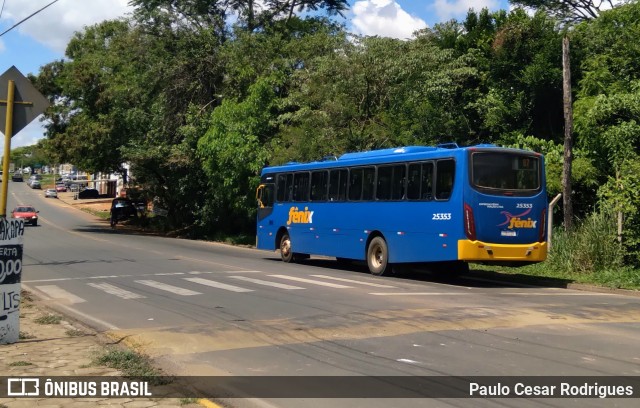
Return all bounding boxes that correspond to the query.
[0,0,511,157]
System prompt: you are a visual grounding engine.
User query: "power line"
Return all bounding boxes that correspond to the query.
[0,0,7,22]
[0,0,60,38]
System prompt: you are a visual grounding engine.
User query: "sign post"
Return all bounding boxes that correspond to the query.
[0,218,23,343]
[0,66,49,344]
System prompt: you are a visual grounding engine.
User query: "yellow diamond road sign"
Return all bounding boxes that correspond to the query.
[0,65,50,137]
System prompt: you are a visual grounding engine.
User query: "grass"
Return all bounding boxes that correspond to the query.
[65,329,86,337]
[80,207,111,220]
[8,361,33,366]
[92,347,171,385]
[180,398,199,405]
[34,314,63,325]
[470,258,640,290]
[19,331,36,340]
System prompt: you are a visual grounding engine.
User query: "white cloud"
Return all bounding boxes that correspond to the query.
[352,0,427,40]
[432,0,500,21]
[4,0,134,53]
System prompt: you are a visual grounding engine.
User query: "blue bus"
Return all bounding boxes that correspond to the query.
[256,144,547,276]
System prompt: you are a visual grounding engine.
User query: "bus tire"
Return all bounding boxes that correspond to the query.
[367,236,392,276]
[280,233,294,263]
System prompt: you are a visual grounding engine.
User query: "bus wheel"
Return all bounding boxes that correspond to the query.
[280,233,294,263]
[367,236,391,276]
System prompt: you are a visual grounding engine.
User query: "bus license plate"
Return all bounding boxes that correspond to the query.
[501,230,517,237]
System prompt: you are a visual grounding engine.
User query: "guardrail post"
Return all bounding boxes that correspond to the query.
[548,193,562,252]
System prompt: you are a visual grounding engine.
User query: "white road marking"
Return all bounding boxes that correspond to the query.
[24,275,122,283]
[87,282,146,299]
[135,280,202,296]
[310,274,396,288]
[229,276,305,290]
[397,359,420,364]
[188,270,263,274]
[498,292,615,296]
[33,285,86,304]
[184,277,254,293]
[22,283,119,330]
[269,275,352,288]
[369,292,469,296]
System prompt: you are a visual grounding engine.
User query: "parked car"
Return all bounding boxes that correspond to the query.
[78,188,100,199]
[110,197,138,227]
[44,189,58,198]
[11,172,23,182]
[55,183,67,192]
[11,205,39,226]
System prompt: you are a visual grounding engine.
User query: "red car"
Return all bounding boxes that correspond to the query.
[55,184,67,192]
[11,205,39,226]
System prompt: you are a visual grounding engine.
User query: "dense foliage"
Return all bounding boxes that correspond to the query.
[28,0,640,270]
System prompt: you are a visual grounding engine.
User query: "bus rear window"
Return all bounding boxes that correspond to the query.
[471,152,540,194]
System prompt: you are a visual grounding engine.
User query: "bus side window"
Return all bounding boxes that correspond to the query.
[392,165,406,200]
[421,162,433,200]
[293,172,310,202]
[376,166,392,200]
[328,169,347,201]
[379,165,406,200]
[349,168,363,201]
[435,160,455,200]
[362,167,375,201]
[311,171,328,201]
[276,173,288,202]
[407,163,421,200]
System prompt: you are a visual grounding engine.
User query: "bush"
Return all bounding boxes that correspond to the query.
[547,210,624,274]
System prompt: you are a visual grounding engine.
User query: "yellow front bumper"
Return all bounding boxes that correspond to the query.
[458,240,547,262]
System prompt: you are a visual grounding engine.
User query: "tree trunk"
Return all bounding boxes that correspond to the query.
[562,35,574,230]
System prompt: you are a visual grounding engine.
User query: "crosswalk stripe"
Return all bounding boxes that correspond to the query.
[184,277,254,293]
[34,285,86,304]
[135,280,202,296]
[229,276,305,290]
[268,275,352,288]
[369,292,467,296]
[87,282,146,299]
[310,274,397,288]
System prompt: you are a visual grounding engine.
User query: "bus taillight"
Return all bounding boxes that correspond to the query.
[463,203,476,241]
[539,208,547,242]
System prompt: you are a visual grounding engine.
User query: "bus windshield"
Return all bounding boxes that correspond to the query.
[471,152,540,195]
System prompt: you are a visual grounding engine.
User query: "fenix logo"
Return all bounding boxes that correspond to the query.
[287,207,314,225]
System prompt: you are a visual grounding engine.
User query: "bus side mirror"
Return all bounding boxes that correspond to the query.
[256,185,264,208]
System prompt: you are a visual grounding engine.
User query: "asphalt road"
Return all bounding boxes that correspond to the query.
[7,180,640,408]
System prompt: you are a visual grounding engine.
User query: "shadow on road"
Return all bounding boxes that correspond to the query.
[263,257,575,289]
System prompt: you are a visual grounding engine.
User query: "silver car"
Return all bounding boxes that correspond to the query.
[44,188,58,198]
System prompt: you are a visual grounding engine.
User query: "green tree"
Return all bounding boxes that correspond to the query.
[510,0,624,23]
[197,77,276,232]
